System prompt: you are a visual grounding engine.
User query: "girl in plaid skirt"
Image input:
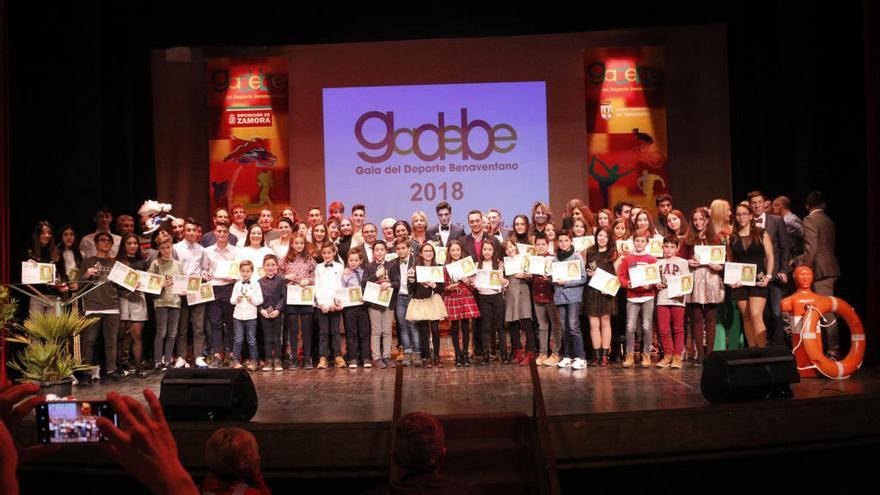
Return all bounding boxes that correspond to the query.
[442,239,480,366]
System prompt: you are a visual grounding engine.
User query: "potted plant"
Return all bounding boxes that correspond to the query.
[5,305,97,397]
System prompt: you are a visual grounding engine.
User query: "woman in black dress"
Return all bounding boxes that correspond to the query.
[728,203,774,348]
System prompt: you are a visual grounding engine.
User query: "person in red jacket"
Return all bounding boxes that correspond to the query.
[617,229,658,368]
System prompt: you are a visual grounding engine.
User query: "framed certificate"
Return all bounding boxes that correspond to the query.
[416,265,445,283]
[475,269,503,290]
[551,260,581,283]
[527,255,551,276]
[186,283,215,305]
[629,263,661,288]
[647,236,665,257]
[336,286,364,307]
[286,285,316,305]
[588,268,620,296]
[108,261,139,292]
[137,270,163,295]
[22,262,56,284]
[214,260,241,280]
[665,274,694,298]
[724,262,758,287]
[504,255,527,276]
[694,245,726,265]
[363,281,393,307]
[616,239,634,256]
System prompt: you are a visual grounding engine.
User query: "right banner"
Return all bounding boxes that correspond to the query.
[584,47,668,215]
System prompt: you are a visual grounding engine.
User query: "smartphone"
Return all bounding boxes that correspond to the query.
[35,400,118,444]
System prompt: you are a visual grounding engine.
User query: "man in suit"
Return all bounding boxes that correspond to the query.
[487,208,513,244]
[199,208,239,247]
[460,209,502,261]
[748,190,792,347]
[426,201,465,247]
[386,238,421,366]
[796,191,842,358]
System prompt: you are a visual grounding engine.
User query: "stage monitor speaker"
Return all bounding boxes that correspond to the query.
[159,368,258,421]
[700,346,800,403]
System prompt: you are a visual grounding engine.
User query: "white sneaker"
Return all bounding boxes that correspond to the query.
[557,357,572,368]
[174,357,188,368]
[195,357,208,368]
[572,358,587,370]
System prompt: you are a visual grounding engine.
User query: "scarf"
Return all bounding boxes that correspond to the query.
[556,245,575,261]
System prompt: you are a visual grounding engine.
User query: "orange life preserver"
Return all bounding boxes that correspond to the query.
[799,296,866,379]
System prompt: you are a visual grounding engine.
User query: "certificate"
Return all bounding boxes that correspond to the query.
[336,286,364,307]
[629,263,661,288]
[434,246,447,265]
[516,243,537,256]
[446,256,477,281]
[137,270,163,295]
[286,285,316,305]
[384,252,399,262]
[588,268,620,296]
[647,236,665,257]
[172,275,202,295]
[724,262,758,287]
[504,255,528,276]
[363,281,393,307]
[108,261,139,292]
[416,265,445,283]
[527,255,552,276]
[665,274,694,298]
[214,260,241,280]
[616,239,634,256]
[694,245,726,265]
[21,262,56,284]
[475,269,504,290]
[572,236,595,253]
[186,283,215,305]
[552,260,582,283]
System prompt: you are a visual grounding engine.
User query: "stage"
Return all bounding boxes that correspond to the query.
[17,358,880,493]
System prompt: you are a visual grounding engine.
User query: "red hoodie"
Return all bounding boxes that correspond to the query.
[616,251,657,299]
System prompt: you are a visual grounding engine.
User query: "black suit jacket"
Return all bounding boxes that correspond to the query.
[426,223,465,247]
[362,259,395,308]
[385,253,416,308]
[460,232,502,261]
[760,213,791,276]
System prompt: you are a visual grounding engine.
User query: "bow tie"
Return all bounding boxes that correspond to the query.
[242,280,250,284]
[324,263,334,268]
[399,259,408,266]
[440,226,449,231]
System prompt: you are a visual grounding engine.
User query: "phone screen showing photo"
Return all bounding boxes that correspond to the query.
[36,401,118,444]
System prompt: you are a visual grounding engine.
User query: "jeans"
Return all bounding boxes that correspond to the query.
[535,302,561,356]
[396,294,419,354]
[233,318,258,362]
[82,314,120,373]
[208,284,234,356]
[177,299,206,360]
[626,299,655,354]
[154,307,180,365]
[557,302,585,359]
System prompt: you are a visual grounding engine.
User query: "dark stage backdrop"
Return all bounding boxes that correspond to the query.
[5,3,876,362]
[151,26,731,228]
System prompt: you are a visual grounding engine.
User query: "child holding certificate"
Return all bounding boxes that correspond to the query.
[654,236,690,369]
[728,203,774,348]
[115,233,148,376]
[503,239,534,365]
[681,207,725,365]
[553,230,588,370]
[258,254,286,372]
[442,239,480,367]
[406,243,447,367]
[279,234,317,369]
[475,240,507,365]
[616,229,658,368]
[148,231,182,371]
[584,227,618,367]
[363,240,396,368]
[531,233,562,367]
[230,260,263,370]
[341,248,371,368]
[314,242,345,369]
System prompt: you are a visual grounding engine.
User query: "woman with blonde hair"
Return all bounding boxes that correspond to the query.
[410,210,429,246]
[202,427,270,495]
[709,199,733,243]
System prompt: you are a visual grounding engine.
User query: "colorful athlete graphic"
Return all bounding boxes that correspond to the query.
[223,136,277,167]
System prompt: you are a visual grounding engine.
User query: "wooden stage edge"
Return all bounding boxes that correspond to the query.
[17,365,880,478]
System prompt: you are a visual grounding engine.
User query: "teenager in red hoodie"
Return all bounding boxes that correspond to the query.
[616,229,658,368]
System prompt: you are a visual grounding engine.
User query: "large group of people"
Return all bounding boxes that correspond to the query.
[21,189,840,380]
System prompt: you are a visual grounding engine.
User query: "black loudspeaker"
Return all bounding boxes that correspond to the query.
[159,368,258,421]
[700,346,800,403]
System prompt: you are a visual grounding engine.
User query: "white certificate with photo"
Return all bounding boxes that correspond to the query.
[724,262,758,287]
[186,283,215,305]
[108,261,140,292]
[665,274,694,298]
[629,263,661,288]
[552,260,582,283]
[474,269,504,290]
[137,270,163,295]
[647,236,665,257]
[286,285,316,305]
[504,255,527,276]
[21,262,56,284]
[528,255,552,276]
[588,268,620,296]
[616,239,634,256]
[214,259,241,280]
[446,256,477,281]
[516,243,537,256]
[416,265,445,284]
[336,286,364,307]
[363,281,393,307]
[172,275,202,295]
[572,236,595,253]
[694,245,727,265]
[434,247,447,265]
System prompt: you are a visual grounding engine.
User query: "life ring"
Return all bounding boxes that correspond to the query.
[799,297,866,379]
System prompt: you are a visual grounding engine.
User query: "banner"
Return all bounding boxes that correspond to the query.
[207,58,289,214]
[584,48,668,215]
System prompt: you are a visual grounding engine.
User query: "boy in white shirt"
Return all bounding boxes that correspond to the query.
[230,260,263,370]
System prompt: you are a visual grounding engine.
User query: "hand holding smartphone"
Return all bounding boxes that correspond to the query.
[35,400,118,444]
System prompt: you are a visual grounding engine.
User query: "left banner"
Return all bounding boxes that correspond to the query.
[207,58,289,214]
